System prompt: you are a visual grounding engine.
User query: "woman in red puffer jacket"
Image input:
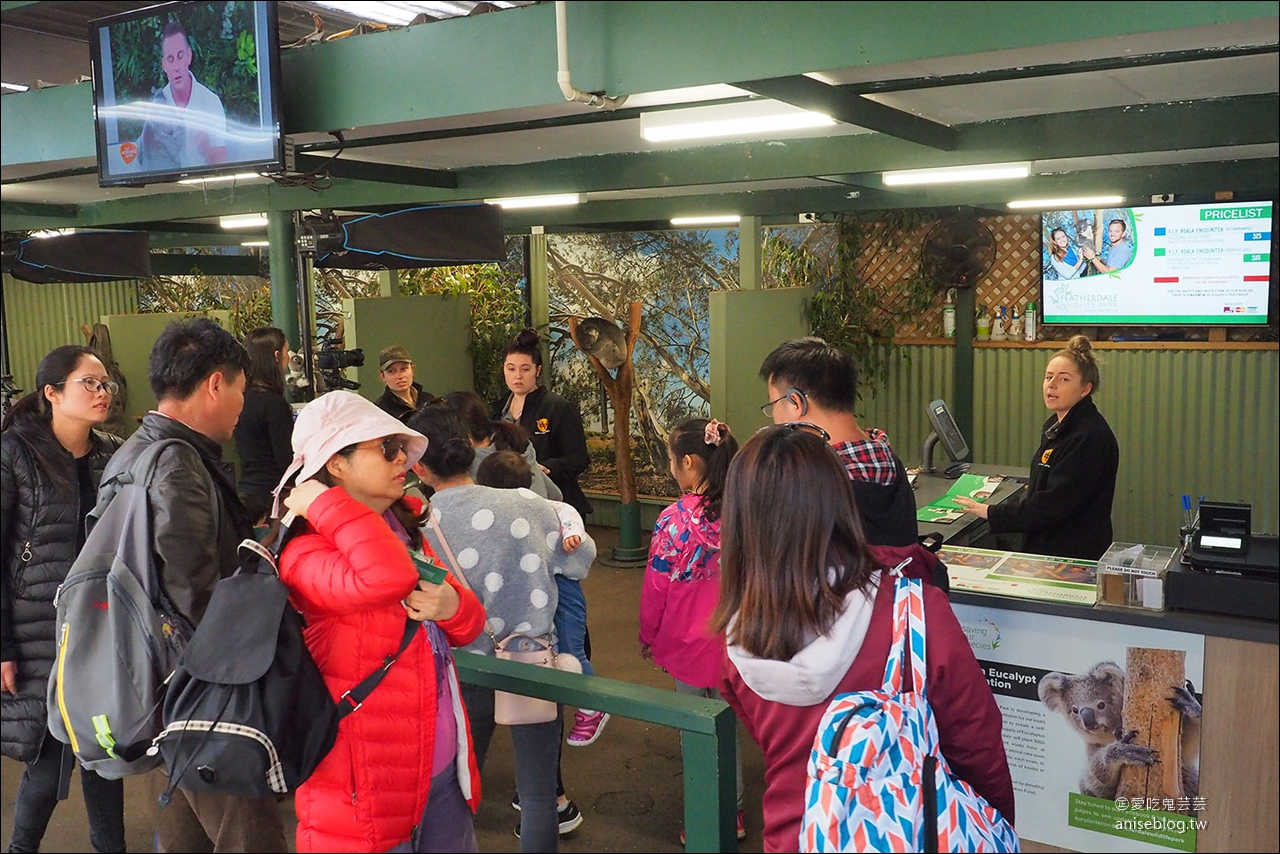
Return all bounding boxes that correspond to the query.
[276,391,486,853]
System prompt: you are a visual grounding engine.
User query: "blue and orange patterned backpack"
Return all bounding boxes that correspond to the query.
[799,575,1019,852]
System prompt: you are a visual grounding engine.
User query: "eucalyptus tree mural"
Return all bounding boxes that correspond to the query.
[548,230,737,497]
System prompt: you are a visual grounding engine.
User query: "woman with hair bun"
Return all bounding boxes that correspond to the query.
[491,328,592,518]
[955,334,1119,560]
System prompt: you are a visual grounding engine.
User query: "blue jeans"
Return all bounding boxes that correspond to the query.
[553,577,593,677]
[7,729,125,853]
[461,684,562,853]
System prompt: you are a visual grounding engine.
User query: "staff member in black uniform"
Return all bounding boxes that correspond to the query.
[491,327,592,517]
[955,334,1119,560]
[374,344,431,423]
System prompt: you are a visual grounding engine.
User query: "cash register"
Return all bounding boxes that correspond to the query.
[1166,500,1279,621]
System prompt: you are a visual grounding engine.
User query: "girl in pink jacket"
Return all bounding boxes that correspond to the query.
[638,417,744,843]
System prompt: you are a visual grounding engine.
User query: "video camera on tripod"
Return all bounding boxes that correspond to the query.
[316,346,364,391]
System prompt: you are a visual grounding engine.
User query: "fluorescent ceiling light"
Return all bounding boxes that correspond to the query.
[309,2,481,26]
[483,193,581,209]
[882,162,1031,186]
[240,240,270,247]
[670,215,741,226]
[641,100,835,142]
[2,81,30,92]
[1007,195,1124,210]
[178,172,266,186]
[219,213,269,229]
[31,228,75,239]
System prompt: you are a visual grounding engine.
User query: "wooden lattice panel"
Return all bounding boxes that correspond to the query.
[975,215,1042,332]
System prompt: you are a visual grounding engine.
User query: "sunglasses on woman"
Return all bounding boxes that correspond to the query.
[362,435,408,462]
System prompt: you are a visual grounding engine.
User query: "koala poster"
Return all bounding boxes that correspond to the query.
[952,603,1206,853]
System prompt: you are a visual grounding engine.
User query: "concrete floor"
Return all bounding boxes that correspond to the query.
[2,525,767,853]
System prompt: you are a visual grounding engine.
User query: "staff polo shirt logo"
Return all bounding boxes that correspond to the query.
[536,418,550,434]
[1040,448,1054,465]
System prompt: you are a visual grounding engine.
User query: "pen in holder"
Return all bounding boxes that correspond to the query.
[1179,522,1197,565]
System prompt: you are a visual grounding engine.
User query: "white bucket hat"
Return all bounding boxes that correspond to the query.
[271,390,427,514]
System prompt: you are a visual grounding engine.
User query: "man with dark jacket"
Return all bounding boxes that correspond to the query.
[104,318,286,852]
[759,337,918,547]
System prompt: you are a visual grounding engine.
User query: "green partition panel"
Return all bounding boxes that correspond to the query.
[342,294,474,402]
[709,287,811,433]
[101,311,233,435]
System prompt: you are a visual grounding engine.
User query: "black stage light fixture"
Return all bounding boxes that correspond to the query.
[3,231,152,283]
[304,203,505,270]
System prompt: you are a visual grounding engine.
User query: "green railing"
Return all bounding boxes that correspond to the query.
[454,654,739,853]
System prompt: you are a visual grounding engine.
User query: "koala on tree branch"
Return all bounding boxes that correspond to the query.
[1039,661,1201,801]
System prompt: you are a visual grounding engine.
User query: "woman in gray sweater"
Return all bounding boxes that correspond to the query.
[408,403,591,853]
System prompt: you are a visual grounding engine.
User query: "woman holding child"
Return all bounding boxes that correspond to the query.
[407,402,593,852]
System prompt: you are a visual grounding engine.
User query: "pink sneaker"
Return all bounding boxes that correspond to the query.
[566,709,609,746]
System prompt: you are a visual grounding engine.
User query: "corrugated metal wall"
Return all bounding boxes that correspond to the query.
[863,344,1280,545]
[857,345,955,465]
[3,274,139,392]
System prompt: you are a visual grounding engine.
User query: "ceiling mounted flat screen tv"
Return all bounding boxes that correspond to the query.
[1040,201,1273,325]
[89,1,283,187]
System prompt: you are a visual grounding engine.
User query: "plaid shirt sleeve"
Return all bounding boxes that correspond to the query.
[832,428,899,486]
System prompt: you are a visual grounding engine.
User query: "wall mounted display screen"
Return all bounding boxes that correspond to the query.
[1041,201,1272,325]
[89,0,283,187]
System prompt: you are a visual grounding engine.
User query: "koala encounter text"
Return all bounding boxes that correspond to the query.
[1039,661,1201,800]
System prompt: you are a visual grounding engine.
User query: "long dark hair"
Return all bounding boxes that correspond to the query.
[668,417,738,522]
[244,326,286,395]
[1,345,101,487]
[443,390,494,443]
[709,426,879,661]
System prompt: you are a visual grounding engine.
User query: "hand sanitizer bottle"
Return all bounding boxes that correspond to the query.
[1024,301,1037,342]
[1008,305,1023,340]
[942,289,957,338]
[991,305,1007,341]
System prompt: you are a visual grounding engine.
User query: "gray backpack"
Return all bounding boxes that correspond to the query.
[47,438,204,779]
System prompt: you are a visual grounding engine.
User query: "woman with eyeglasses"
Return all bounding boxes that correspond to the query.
[273,391,487,852]
[1,345,126,854]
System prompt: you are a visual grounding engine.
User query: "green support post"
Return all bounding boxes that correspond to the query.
[267,210,301,353]
[954,287,976,449]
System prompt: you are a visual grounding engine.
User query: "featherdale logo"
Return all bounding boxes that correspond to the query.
[961,618,1003,652]
[536,418,550,434]
[1041,448,1054,465]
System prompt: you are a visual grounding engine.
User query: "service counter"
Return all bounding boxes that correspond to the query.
[920,470,1278,853]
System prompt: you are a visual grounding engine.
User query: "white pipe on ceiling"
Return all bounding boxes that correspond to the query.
[555,1,626,110]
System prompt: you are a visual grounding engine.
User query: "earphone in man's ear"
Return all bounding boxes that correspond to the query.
[791,388,808,416]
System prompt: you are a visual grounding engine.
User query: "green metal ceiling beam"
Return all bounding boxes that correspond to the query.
[295,155,457,189]
[4,95,1274,234]
[735,77,958,150]
[6,2,1277,168]
[0,200,77,219]
[149,253,262,277]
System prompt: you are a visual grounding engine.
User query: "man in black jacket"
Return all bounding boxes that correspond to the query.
[759,337,918,547]
[104,318,287,852]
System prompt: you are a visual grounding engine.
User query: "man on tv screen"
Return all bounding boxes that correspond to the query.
[139,19,228,171]
[1083,218,1133,274]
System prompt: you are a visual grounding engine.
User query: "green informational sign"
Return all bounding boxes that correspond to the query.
[1068,793,1200,852]
[916,473,1002,523]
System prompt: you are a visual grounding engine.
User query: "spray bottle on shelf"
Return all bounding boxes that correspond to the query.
[991,304,1008,341]
[976,304,991,341]
[943,288,957,338]
[1024,301,1037,342]
[1008,304,1023,340]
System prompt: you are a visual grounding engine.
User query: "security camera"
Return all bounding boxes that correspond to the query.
[799,213,819,223]
[1151,193,1174,204]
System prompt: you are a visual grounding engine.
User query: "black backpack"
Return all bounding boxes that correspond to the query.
[150,516,417,803]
